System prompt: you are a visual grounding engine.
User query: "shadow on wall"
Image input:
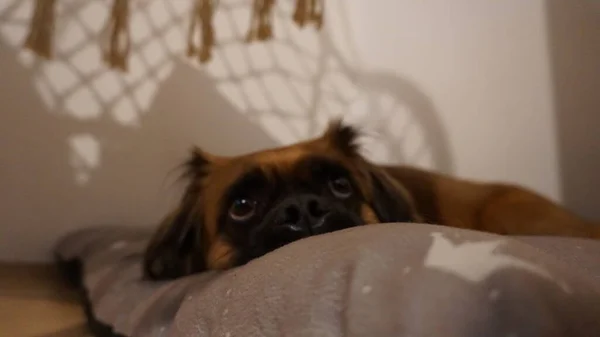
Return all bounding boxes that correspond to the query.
[546,0,600,220]
[0,0,451,261]
[0,42,277,261]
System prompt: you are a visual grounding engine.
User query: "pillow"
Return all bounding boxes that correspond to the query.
[55,223,600,337]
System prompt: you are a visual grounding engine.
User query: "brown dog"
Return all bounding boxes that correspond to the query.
[143,121,599,280]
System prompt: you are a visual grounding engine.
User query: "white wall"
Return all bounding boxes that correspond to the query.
[0,0,597,261]
[350,0,560,198]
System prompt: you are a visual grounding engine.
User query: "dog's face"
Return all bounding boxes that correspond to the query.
[144,121,421,280]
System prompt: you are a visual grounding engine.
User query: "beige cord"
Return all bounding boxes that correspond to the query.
[103,0,131,71]
[293,0,324,29]
[23,0,57,59]
[23,0,324,70]
[246,0,276,42]
[187,0,215,63]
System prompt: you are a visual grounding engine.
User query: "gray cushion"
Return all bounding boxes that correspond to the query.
[55,223,600,337]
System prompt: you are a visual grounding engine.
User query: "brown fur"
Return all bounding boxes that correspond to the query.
[383,165,600,238]
[361,204,380,224]
[206,237,236,270]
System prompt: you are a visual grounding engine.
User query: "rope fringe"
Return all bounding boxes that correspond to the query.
[22,0,325,70]
[187,0,215,63]
[246,0,276,42]
[293,0,324,29]
[103,0,131,71]
[23,0,57,59]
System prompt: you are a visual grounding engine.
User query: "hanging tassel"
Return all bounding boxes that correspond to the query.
[309,0,324,29]
[292,0,324,30]
[292,0,308,27]
[187,0,215,63]
[246,0,276,42]
[23,0,57,59]
[103,0,131,71]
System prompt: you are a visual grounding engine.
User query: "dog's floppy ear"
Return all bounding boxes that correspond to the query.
[321,120,361,157]
[142,147,214,280]
[366,165,422,223]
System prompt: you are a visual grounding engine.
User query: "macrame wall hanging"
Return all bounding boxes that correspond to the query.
[22,0,325,72]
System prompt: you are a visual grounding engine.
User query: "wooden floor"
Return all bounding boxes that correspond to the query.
[0,262,89,337]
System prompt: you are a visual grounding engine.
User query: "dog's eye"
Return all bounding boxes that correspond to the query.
[328,177,353,199]
[229,198,256,221]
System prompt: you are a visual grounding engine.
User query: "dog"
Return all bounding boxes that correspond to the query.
[143,121,599,280]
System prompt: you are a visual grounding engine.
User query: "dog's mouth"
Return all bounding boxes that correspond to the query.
[311,215,328,232]
[277,213,329,236]
[240,211,364,264]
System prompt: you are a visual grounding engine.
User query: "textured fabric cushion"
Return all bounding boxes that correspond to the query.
[55,223,600,337]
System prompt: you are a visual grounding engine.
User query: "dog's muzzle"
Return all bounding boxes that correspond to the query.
[273,194,332,236]
[252,194,363,255]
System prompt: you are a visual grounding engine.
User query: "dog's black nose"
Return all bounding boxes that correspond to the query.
[279,195,332,234]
